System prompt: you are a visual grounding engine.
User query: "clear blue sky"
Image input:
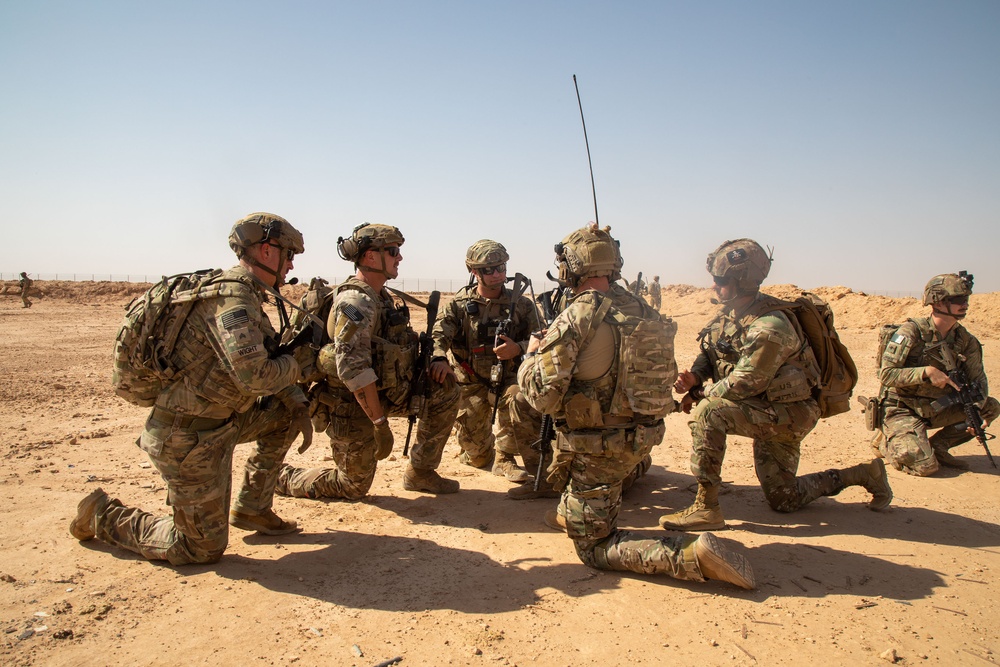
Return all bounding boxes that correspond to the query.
[2,1,998,293]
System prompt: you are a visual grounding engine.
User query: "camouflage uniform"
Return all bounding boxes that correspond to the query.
[90,264,304,564]
[431,283,543,468]
[276,277,459,499]
[878,316,999,475]
[686,295,835,510]
[18,273,32,308]
[648,277,661,311]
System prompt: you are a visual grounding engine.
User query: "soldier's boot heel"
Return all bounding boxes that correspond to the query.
[839,459,893,511]
[492,451,531,483]
[691,532,756,590]
[403,465,460,494]
[70,488,110,541]
[933,447,970,470]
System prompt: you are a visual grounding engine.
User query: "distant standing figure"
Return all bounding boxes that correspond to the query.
[875,272,999,475]
[18,272,32,308]
[648,275,662,311]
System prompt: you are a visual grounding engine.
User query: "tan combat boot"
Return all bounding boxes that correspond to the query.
[70,487,110,541]
[492,451,531,483]
[691,532,755,590]
[837,458,893,511]
[659,483,725,531]
[458,450,493,469]
[229,508,300,535]
[933,446,970,470]
[403,465,460,494]
[507,479,560,500]
[543,508,567,532]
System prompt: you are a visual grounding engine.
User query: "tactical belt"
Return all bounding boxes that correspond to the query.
[150,406,230,432]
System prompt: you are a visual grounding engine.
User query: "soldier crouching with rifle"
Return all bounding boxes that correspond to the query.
[274,223,461,498]
[429,240,548,489]
[517,223,755,589]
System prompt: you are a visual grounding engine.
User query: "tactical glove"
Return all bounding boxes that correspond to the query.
[277,387,314,454]
[374,420,394,460]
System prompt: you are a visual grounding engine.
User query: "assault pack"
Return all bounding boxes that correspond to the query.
[760,293,858,418]
[112,269,242,407]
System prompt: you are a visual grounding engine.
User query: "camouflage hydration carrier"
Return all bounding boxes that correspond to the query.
[281,277,336,385]
[112,269,242,407]
[758,292,858,418]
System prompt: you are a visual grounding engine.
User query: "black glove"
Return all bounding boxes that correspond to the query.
[374,419,394,460]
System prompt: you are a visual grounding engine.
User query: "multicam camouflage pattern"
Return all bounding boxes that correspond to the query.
[18,273,32,308]
[464,239,509,270]
[922,272,972,306]
[432,283,542,460]
[93,265,303,564]
[276,277,459,499]
[647,277,661,311]
[686,294,841,511]
[878,315,997,475]
[705,238,772,296]
[519,286,702,581]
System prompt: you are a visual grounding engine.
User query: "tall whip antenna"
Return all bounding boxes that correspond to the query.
[573,74,599,226]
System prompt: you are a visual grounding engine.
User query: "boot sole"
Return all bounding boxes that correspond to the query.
[228,512,301,536]
[866,459,893,511]
[694,532,756,590]
[659,516,726,531]
[70,488,108,541]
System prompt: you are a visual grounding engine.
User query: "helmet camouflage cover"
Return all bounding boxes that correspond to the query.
[338,223,405,262]
[465,240,509,271]
[706,238,771,295]
[923,272,973,306]
[228,212,305,258]
[556,223,623,284]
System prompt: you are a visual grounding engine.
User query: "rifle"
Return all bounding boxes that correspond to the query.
[403,290,441,456]
[490,273,529,425]
[930,367,997,468]
[529,286,563,491]
[632,271,643,296]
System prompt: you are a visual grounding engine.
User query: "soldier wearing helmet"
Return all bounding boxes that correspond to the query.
[428,240,546,485]
[274,223,462,498]
[517,223,755,590]
[647,275,662,311]
[662,238,891,532]
[875,271,998,475]
[71,212,312,565]
[18,271,33,308]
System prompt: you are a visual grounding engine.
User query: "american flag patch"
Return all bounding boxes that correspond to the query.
[221,308,250,330]
[342,304,364,322]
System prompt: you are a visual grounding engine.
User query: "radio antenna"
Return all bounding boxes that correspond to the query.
[573,74,599,226]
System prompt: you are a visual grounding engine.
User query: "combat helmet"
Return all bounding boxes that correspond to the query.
[923,271,973,306]
[228,212,305,258]
[465,240,509,272]
[555,223,623,286]
[337,223,405,263]
[706,238,772,296]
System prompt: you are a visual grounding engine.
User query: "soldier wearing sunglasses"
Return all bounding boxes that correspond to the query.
[876,272,999,475]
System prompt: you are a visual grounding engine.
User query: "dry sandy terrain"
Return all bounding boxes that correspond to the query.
[1,281,999,666]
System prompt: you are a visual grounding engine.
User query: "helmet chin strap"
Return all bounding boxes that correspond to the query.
[932,303,966,320]
[247,254,283,288]
[358,247,393,278]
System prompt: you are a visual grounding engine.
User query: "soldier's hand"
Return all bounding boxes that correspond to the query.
[680,393,696,414]
[925,366,960,391]
[493,334,521,361]
[430,360,456,384]
[374,419,394,460]
[526,333,544,356]
[288,405,314,454]
[674,370,698,394]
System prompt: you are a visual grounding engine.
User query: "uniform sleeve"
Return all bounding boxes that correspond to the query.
[709,313,798,400]
[328,289,379,392]
[878,320,926,387]
[203,285,300,395]
[432,296,463,359]
[517,304,587,415]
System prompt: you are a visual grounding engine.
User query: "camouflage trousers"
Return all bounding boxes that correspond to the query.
[649,292,661,311]
[276,379,459,500]
[453,382,544,467]
[689,395,842,512]
[879,395,1000,476]
[553,422,702,582]
[93,399,295,565]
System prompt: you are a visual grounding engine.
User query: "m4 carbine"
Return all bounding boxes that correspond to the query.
[404,290,441,457]
[931,367,997,468]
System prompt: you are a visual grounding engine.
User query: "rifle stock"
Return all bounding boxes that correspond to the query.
[530,286,563,491]
[404,290,441,457]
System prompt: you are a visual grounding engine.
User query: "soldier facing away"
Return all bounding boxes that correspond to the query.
[661,238,892,532]
[518,223,755,589]
[70,213,313,564]
[274,223,461,499]
[874,272,999,475]
[429,240,544,485]
[18,272,32,308]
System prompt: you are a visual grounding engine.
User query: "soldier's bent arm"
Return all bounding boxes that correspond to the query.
[205,288,300,396]
[431,296,463,360]
[517,307,585,415]
[328,290,379,392]
[709,313,798,400]
[878,320,927,388]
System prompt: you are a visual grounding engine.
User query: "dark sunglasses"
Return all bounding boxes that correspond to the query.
[944,295,969,306]
[479,264,506,276]
[267,242,295,261]
[712,275,732,287]
[381,246,401,258]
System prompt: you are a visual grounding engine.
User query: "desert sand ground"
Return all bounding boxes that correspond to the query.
[1,280,998,666]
